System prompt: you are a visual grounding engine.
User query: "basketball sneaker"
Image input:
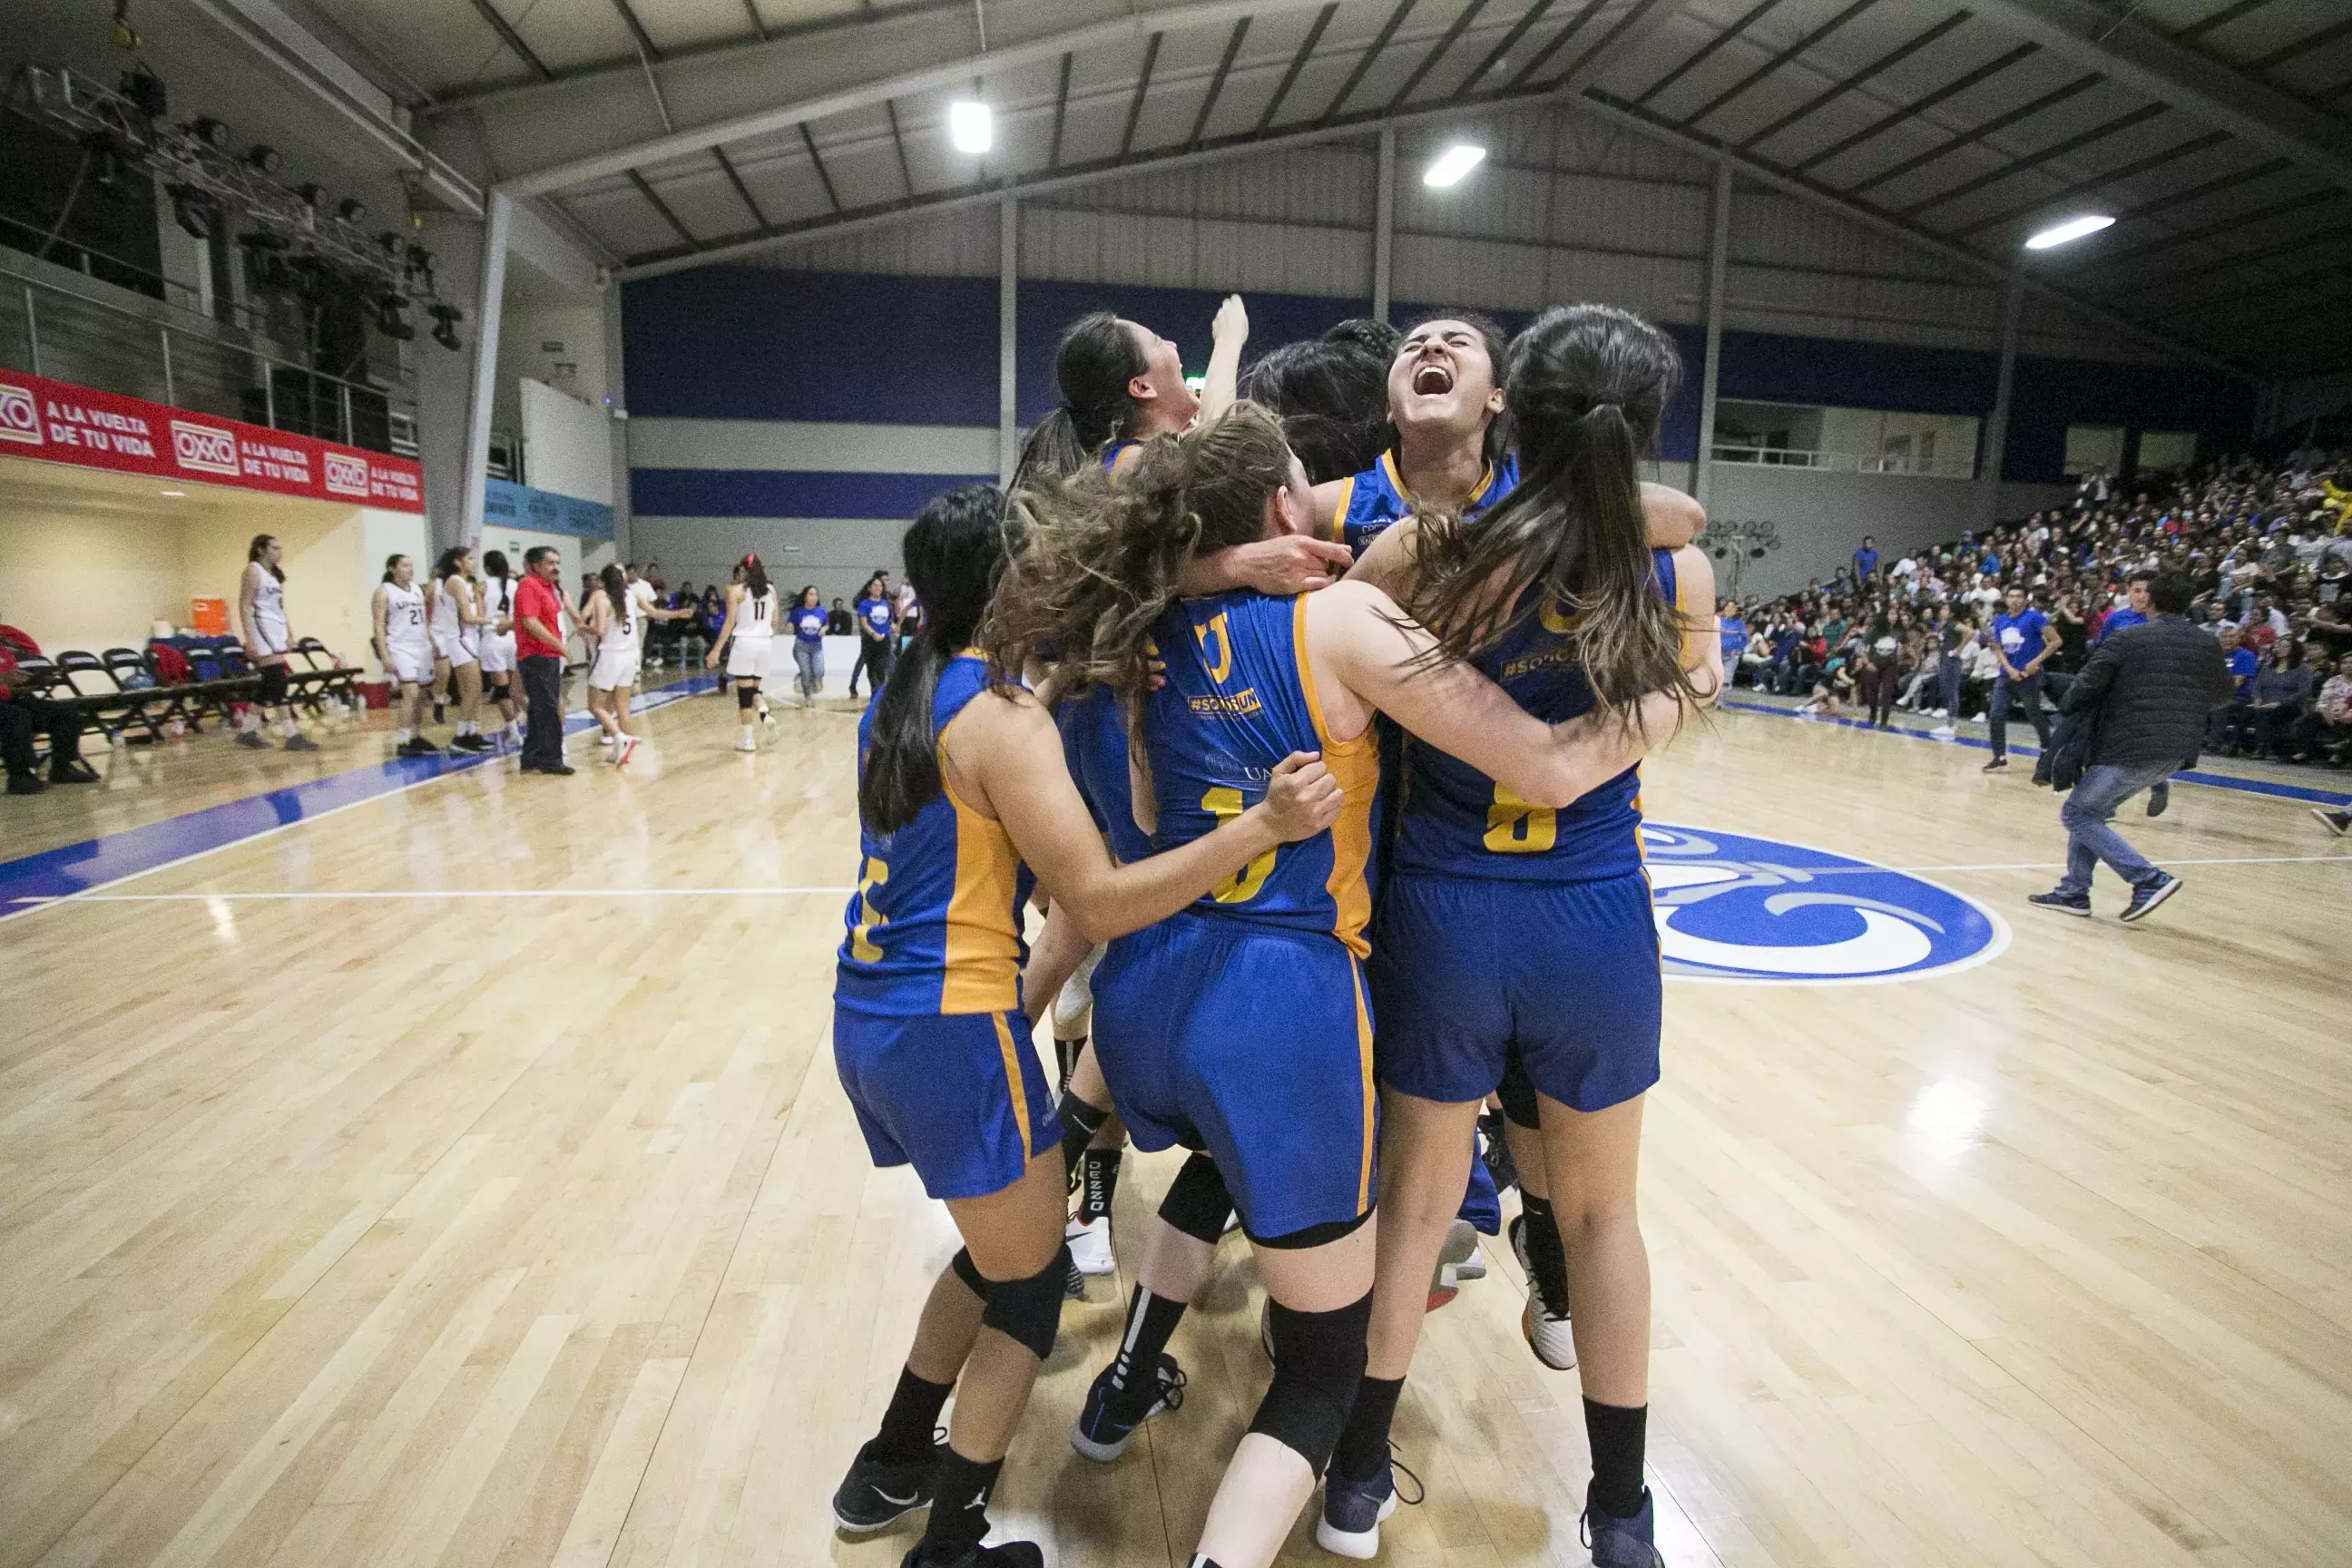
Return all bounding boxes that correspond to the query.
[830,1435,943,1534]
[1066,1213,1114,1278]
[1071,1353,1184,1462]
[1427,1217,1480,1309]
[283,733,320,751]
[614,735,641,768]
[735,731,757,752]
[2119,871,2181,923]
[2312,806,2348,837]
[234,729,269,749]
[1583,1488,1664,1567]
[2025,889,2091,917]
[449,733,491,753]
[1316,1452,1422,1560]
[899,1544,1042,1568]
[1512,1214,1576,1370]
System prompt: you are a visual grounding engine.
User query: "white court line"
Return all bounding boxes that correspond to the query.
[1895,854,2352,873]
[17,887,861,903]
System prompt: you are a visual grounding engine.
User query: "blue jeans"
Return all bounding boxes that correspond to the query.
[2055,760,2178,897]
[1989,671,2050,760]
[1938,654,1961,719]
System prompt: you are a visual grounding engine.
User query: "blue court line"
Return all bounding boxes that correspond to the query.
[1717,698,2352,808]
[0,677,719,923]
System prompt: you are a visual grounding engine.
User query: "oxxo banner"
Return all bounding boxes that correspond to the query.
[0,369,424,513]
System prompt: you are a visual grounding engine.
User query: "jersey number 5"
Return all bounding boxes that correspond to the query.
[1200,787,1276,902]
[849,858,890,960]
[1485,784,1557,854]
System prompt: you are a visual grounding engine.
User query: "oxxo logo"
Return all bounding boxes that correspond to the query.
[0,383,40,446]
[1643,824,2006,985]
[323,451,370,496]
[171,419,240,476]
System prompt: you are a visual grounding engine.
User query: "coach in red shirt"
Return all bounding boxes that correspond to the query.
[514,547,573,775]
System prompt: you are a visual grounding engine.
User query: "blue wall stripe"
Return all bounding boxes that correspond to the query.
[631,467,997,519]
[0,679,718,922]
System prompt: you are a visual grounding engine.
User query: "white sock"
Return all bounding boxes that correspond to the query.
[280,720,299,739]
[397,728,414,743]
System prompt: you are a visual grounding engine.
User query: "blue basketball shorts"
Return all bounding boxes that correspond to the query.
[1092,912,1377,1240]
[833,1000,1062,1201]
[1370,869,1661,1113]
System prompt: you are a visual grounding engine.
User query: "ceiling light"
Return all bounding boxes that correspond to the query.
[1423,143,1486,188]
[948,100,992,155]
[160,489,185,497]
[2024,213,2114,250]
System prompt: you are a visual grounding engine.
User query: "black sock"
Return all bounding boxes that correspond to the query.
[870,1366,953,1463]
[1106,1286,1186,1418]
[1057,1093,1110,1181]
[917,1448,1004,1563]
[1583,1396,1647,1520]
[1054,1033,1085,1093]
[1077,1148,1122,1222]
[1520,1194,1571,1315]
[1330,1374,1404,1483]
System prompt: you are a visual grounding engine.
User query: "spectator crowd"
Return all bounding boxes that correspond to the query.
[1717,446,2352,773]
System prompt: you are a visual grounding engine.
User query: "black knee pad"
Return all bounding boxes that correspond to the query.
[1497,1046,1542,1131]
[256,663,289,705]
[737,683,759,710]
[980,1245,1070,1360]
[1248,1291,1372,1475]
[950,1246,987,1299]
[1158,1152,1235,1245]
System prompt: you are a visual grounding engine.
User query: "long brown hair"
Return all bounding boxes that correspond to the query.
[1406,303,1700,720]
[248,534,284,582]
[989,402,1292,702]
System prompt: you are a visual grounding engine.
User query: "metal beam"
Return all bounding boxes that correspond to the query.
[1844,72,2103,199]
[1896,102,2167,220]
[2176,0,2283,44]
[885,100,916,197]
[999,197,1017,485]
[2244,15,2352,74]
[1387,0,1488,109]
[459,191,513,553]
[1791,43,2039,174]
[1694,161,1731,510]
[1632,0,1788,108]
[1958,0,2352,193]
[1543,0,1704,95]
[627,168,698,247]
[1682,0,1879,130]
[1050,54,1073,167]
[1949,129,2227,238]
[1739,10,1972,152]
[1324,1,1420,121]
[1506,0,1612,92]
[1259,5,1340,132]
[1190,20,1251,147]
[710,145,767,227]
[739,0,769,41]
[466,0,553,78]
[503,0,1345,196]
[1976,269,2022,529]
[2073,176,2316,270]
[1461,0,1561,95]
[799,123,843,212]
[1373,126,1396,322]
[1119,33,1163,160]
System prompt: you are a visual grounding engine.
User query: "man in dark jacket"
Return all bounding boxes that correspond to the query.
[2029,573,2234,922]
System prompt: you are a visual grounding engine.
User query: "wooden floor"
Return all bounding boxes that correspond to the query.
[4,690,2348,1568]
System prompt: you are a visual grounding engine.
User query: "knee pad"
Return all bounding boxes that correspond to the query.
[737,684,758,710]
[950,1246,987,1299]
[1158,1152,1235,1246]
[257,664,289,706]
[1248,1291,1372,1475]
[980,1245,1070,1360]
[1497,1047,1542,1131]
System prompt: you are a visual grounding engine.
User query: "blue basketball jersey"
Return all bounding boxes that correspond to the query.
[1101,437,1137,473]
[1393,549,1686,884]
[1325,450,1519,559]
[1140,592,1382,956]
[1058,684,1153,865]
[838,654,1035,1014]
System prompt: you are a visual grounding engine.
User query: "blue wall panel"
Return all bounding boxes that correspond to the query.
[632,468,995,519]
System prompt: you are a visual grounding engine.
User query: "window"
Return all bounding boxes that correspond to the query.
[2063,425,2126,477]
[2136,430,2197,474]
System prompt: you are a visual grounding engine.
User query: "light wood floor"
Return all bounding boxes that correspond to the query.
[4,693,2347,1567]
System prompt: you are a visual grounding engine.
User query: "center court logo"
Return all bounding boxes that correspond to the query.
[1643,824,2006,985]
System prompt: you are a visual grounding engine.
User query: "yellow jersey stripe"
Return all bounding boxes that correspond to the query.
[1292,596,1377,959]
[1322,477,1355,543]
[941,751,1024,1014]
[1349,957,1376,1214]
[990,1011,1034,1158]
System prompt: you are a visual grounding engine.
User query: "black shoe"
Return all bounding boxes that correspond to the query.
[7,772,44,795]
[832,1436,943,1534]
[2147,782,2171,818]
[899,1542,1043,1568]
[448,733,492,753]
[522,761,577,776]
[2313,807,2349,838]
[2119,872,2182,924]
[2026,889,2091,917]
[49,758,100,784]
[1982,757,2008,772]
[1071,1353,1185,1462]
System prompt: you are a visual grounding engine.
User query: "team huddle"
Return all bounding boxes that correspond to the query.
[825,298,1724,1568]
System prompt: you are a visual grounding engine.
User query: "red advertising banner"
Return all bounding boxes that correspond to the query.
[0,368,425,513]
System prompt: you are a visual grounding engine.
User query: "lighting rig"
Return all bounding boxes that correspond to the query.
[1698,517,1783,598]
[5,63,462,350]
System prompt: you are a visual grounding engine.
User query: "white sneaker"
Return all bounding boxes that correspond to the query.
[735,730,757,752]
[1066,1214,1114,1276]
[1522,1292,1577,1370]
[614,735,640,767]
[1931,723,1957,739]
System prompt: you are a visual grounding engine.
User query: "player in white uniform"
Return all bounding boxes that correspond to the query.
[705,552,778,751]
[429,546,491,753]
[475,550,524,749]
[584,563,643,766]
[371,554,437,757]
[235,534,320,752]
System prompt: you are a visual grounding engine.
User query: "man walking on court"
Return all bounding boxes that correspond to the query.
[2029,573,2232,923]
[514,547,574,777]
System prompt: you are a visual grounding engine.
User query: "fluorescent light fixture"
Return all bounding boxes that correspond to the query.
[159,489,185,497]
[948,101,993,155]
[2024,213,2114,250]
[1423,143,1486,188]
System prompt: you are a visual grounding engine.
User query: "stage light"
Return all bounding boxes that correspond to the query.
[191,115,232,150]
[336,198,367,223]
[119,67,166,119]
[1423,143,1485,188]
[948,101,992,155]
[375,292,416,341]
[295,182,324,209]
[80,130,123,192]
[2024,213,2114,250]
[429,303,465,352]
[246,143,282,173]
[169,182,223,240]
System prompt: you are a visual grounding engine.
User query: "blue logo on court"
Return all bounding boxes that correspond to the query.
[1644,824,2007,985]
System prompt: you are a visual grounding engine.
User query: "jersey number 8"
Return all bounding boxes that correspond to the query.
[1485,783,1557,854]
[1200,787,1276,902]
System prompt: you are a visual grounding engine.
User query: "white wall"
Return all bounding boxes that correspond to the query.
[496,302,611,425]
[1703,467,2073,600]
[519,377,614,505]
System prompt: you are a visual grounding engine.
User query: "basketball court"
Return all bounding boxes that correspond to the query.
[5,693,2346,1568]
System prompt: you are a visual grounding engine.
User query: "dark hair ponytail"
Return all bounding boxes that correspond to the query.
[861,483,1016,833]
[599,563,629,620]
[381,553,408,583]
[433,544,471,581]
[1406,303,1700,720]
[1010,311,1150,490]
[1241,331,1393,485]
[740,553,769,602]
[248,534,285,582]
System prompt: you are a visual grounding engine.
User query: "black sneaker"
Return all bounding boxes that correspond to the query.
[2147,781,2171,818]
[2119,871,2182,924]
[898,1542,1044,1568]
[449,733,492,753]
[2026,889,2091,917]
[832,1436,943,1534]
[7,772,45,795]
[1070,1352,1185,1462]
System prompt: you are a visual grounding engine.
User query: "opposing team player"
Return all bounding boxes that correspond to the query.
[706,553,778,750]
[235,534,319,751]
[429,546,491,752]
[582,564,643,766]
[475,550,524,749]
[370,554,436,757]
